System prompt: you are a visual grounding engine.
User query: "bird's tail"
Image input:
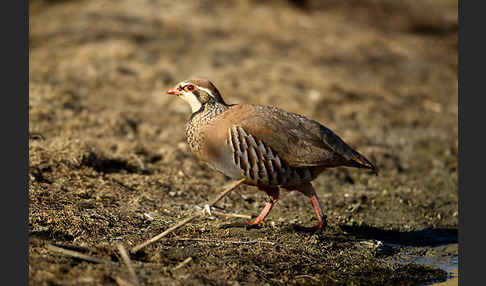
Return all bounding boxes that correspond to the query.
[347,149,378,175]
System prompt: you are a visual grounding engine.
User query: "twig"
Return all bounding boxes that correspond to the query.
[130,178,245,253]
[47,244,112,264]
[211,210,252,219]
[295,275,320,282]
[172,257,193,271]
[130,216,198,253]
[324,273,339,283]
[172,237,275,245]
[296,274,339,283]
[114,276,136,286]
[116,244,139,286]
[206,178,246,207]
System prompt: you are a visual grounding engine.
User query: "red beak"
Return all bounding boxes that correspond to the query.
[167,87,182,95]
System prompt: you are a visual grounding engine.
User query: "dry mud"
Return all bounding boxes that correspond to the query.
[29,0,458,285]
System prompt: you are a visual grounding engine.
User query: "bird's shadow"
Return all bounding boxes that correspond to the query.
[338,224,458,247]
[219,222,458,248]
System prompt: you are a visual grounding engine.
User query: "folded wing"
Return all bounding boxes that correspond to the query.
[232,104,376,171]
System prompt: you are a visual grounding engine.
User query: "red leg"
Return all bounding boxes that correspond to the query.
[245,187,279,226]
[292,183,327,232]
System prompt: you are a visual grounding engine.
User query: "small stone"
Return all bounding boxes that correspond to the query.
[308,89,321,102]
[143,213,154,220]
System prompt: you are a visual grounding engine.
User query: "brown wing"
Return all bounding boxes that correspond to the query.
[226,104,376,170]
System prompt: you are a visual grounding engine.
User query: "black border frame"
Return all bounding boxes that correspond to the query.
[3,0,29,284]
[22,0,465,285]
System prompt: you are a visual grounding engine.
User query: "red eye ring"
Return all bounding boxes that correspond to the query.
[184,85,195,91]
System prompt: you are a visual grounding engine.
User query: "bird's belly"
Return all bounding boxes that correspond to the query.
[207,148,244,179]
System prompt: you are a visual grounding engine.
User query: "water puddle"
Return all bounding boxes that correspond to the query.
[341,226,458,285]
[386,243,458,286]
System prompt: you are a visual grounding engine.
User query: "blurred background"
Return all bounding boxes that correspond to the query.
[29,0,458,285]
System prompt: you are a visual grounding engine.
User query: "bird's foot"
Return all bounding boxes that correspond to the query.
[291,221,325,233]
[243,220,264,229]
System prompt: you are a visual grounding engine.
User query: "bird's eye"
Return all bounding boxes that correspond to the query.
[184,85,195,92]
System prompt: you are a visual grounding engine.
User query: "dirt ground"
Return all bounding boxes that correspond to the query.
[29,0,458,285]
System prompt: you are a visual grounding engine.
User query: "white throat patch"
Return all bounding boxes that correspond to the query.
[181,92,202,113]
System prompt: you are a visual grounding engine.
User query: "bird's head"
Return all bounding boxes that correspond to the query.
[167,79,227,113]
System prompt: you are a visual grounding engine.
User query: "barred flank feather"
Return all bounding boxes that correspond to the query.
[228,126,314,186]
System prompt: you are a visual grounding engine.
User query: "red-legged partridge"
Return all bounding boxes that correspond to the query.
[167,79,377,231]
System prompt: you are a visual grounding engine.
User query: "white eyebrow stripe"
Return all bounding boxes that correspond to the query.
[197,86,216,98]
